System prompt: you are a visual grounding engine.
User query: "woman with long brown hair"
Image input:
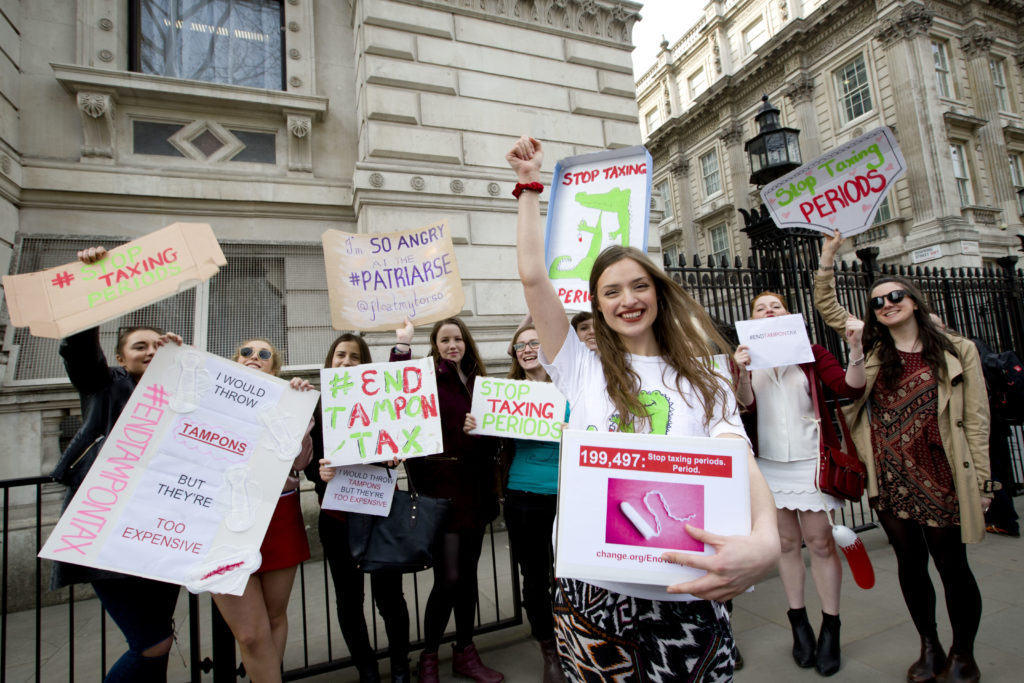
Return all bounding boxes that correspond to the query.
[815,230,990,683]
[392,317,502,683]
[508,136,780,681]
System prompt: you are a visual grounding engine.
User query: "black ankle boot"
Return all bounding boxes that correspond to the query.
[907,635,946,683]
[787,607,816,668]
[355,660,381,683]
[815,612,841,676]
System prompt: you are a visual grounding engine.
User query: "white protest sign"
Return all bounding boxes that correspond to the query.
[469,377,567,443]
[545,147,651,311]
[761,126,906,237]
[555,430,749,587]
[320,357,442,466]
[39,344,319,596]
[321,465,399,516]
[322,222,464,332]
[735,314,814,370]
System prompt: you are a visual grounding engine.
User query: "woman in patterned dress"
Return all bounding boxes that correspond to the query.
[815,230,991,683]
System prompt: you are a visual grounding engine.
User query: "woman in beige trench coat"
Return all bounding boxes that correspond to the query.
[814,231,992,683]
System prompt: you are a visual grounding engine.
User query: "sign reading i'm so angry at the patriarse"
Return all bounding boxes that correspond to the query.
[468,377,568,443]
[760,126,906,238]
[320,358,443,466]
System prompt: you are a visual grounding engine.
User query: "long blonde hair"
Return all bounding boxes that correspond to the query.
[589,246,734,430]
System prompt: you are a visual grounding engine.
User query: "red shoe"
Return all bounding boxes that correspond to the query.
[417,651,439,683]
[452,643,504,683]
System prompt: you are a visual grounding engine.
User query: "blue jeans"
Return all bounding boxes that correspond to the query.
[91,576,180,682]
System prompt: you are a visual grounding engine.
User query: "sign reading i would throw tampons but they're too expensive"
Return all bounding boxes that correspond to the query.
[320,358,443,466]
[321,465,399,516]
[734,314,814,370]
[39,344,320,596]
[468,377,568,443]
[555,430,749,589]
[322,222,465,332]
[760,126,906,238]
[3,223,226,339]
[545,147,651,311]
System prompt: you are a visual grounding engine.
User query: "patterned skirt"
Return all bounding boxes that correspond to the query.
[553,578,734,682]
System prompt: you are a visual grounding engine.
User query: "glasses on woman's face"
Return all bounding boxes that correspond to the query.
[870,290,908,310]
[240,346,273,361]
[512,339,541,352]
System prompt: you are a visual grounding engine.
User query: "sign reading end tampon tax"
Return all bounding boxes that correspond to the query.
[323,221,464,332]
[3,223,226,339]
[760,127,905,238]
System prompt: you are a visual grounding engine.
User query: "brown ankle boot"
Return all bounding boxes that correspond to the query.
[539,639,566,683]
[936,652,980,683]
[907,636,946,683]
[452,643,504,683]
[417,651,439,683]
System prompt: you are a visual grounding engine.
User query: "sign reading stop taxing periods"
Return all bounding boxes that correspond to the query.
[761,127,906,238]
[545,147,651,312]
[468,377,568,443]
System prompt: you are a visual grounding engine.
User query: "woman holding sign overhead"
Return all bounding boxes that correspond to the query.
[392,317,503,683]
[49,246,184,682]
[507,136,780,682]
[815,231,989,683]
[732,292,865,675]
[303,333,412,683]
[211,338,315,683]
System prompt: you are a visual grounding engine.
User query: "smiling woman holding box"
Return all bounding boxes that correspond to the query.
[507,136,780,682]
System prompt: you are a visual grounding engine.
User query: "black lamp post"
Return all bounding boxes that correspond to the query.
[744,95,802,186]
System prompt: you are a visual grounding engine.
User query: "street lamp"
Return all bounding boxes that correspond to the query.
[744,95,801,187]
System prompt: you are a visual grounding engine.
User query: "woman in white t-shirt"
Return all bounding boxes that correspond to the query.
[507,136,780,682]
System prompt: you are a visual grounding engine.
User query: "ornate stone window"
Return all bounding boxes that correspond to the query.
[834,54,873,124]
[709,223,731,264]
[656,179,673,220]
[743,16,768,56]
[699,149,721,198]
[950,143,974,207]
[1009,153,1024,216]
[990,58,1011,113]
[130,0,285,90]
[688,68,708,100]
[931,40,954,99]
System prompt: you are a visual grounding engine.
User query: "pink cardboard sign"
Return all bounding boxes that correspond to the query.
[3,223,226,339]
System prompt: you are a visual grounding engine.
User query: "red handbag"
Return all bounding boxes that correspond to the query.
[808,369,866,501]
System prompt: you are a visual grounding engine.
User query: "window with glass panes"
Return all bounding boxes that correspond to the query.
[688,68,707,99]
[743,17,767,54]
[990,58,1011,112]
[656,180,673,219]
[1010,153,1024,215]
[931,41,953,98]
[834,55,873,123]
[872,195,893,224]
[709,224,730,263]
[645,108,661,136]
[950,143,973,206]
[130,0,285,90]
[700,150,721,197]
[4,237,336,384]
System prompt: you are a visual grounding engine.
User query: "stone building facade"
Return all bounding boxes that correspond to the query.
[636,0,1024,269]
[0,0,644,484]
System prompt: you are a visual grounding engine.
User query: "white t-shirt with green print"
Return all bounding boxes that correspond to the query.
[542,327,749,601]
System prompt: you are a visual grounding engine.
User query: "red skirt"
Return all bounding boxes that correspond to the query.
[258,491,310,573]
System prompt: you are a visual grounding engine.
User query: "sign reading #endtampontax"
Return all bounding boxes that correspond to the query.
[760,127,905,238]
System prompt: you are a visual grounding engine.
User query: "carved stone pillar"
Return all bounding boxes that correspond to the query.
[961,24,1017,224]
[874,3,956,224]
[669,152,697,256]
[784,71,819,159]
[286,114,313,172]
[76,91,115,160]
[720,120,750,260]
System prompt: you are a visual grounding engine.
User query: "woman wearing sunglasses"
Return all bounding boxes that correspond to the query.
[464,324,567,683]
[392,317,503,683]
[211,338,315,683]
[303,334,411,683]
[815,231,990,683]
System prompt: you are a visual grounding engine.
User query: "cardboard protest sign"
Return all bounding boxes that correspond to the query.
[39,344,319,596]
[555,430,749,587]
[322,222,464,332]
[735,314,814,370]
[469,377,568,443]
[320,357,442,466]
[3,223,225,339]
[545,147,651,311]
[322,465,399,516]
[760,127,906,238]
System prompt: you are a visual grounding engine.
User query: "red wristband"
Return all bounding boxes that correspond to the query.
[512,182,544,199]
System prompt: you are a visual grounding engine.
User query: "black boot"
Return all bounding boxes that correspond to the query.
[355,660,381,683]
[907,635,946,683]
[390,657,410,683]
[815,612,841,676]
[787,607,816,668]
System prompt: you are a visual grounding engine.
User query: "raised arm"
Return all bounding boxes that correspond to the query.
[813,230,855,335]
[507,136,569,360]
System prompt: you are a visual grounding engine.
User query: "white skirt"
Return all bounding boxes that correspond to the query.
[757,457,844,512]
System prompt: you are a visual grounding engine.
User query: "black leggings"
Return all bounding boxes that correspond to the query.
[876,509,981,655]
[422,527,486,653]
